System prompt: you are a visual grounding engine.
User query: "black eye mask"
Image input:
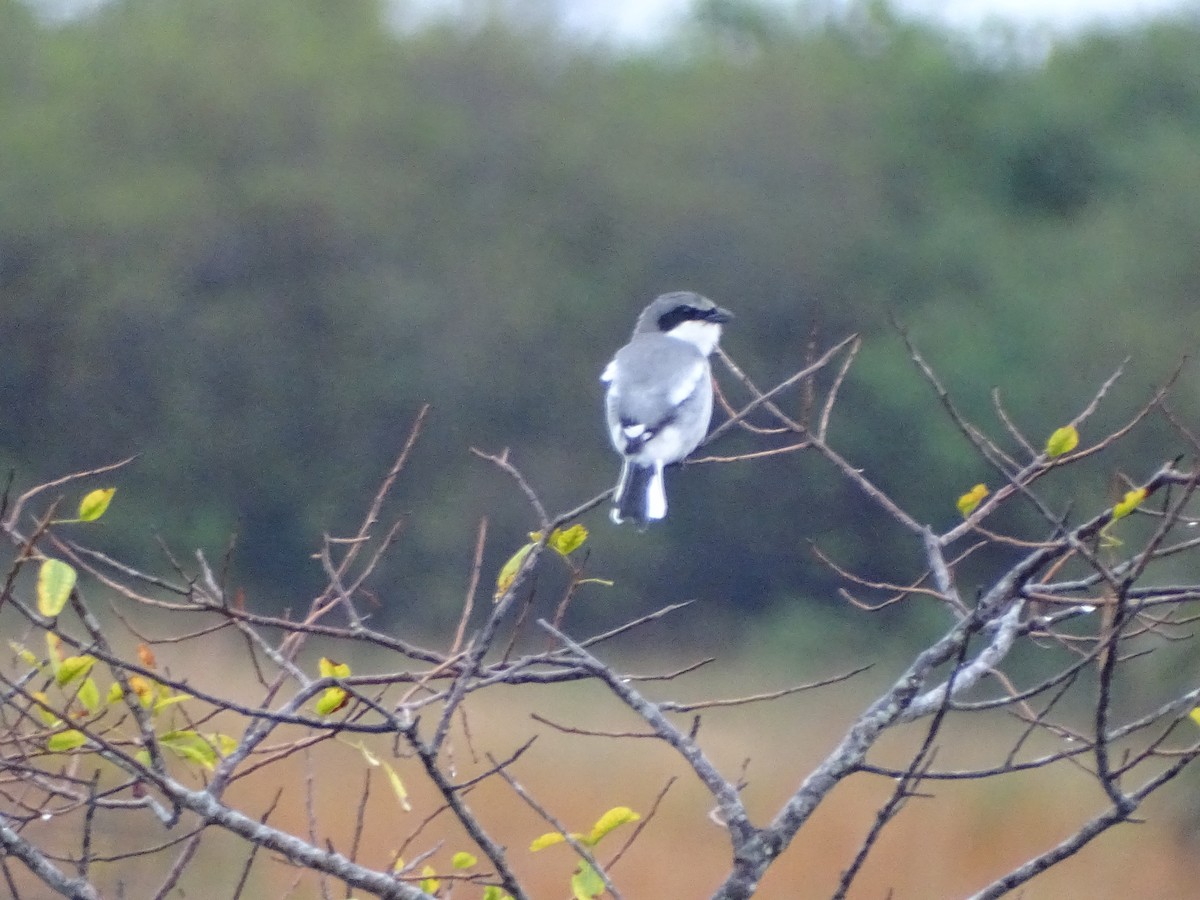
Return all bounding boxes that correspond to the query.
[656,304,724,333]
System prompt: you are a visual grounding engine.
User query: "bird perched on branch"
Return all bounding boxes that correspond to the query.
[601,291,732,528]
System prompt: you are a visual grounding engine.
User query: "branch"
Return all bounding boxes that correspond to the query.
[536,620,755,848]
[705,333,859,444]
[968,745,1200,899]
[0,820,101,900]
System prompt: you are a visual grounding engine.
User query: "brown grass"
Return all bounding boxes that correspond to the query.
[19,643,1200,899]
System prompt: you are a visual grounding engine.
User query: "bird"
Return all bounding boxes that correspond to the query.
[601,291,732,528]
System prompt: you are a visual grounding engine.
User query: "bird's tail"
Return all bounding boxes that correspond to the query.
[611,460,667,528]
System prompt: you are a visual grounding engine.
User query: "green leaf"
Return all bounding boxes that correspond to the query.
[37,558,77,617]
[211,733,238,757]
[1112,487,1147,521]
[1190,708,1200,728]
[55,655,96,687]
[955,483,989,518]
[571,860,605,900]
[419,865,439,894]
[31,691,61,727]
[530,831,575,851]
[1045,425,1079,458]
[77,677,101,714]
[315,659,351,716]
[548,524,588,557]
[314,686,348,717]
[318,657,351,679]
[494,542,535,601]
[152,690,193,713]
[451,851,477,869]
[482,888,513,900]
[382,760,412,812]
[586,806,640,845]
[345,739,412,811]
[47,729,87,753]
[349,739,381,767]
[77,488,116,522]
[9,642,39,668]
[159,730,219,770]
[127,675,155,707]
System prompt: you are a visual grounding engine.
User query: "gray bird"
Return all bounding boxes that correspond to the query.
[601,291,733,528]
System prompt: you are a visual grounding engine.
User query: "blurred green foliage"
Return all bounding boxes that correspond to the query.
[3,0,1200,638]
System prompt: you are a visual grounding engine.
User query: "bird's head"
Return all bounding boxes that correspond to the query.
[635,291,733,356]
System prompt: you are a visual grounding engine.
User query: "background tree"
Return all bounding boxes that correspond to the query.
[3,334,1200,898]
[3,0,1200,634]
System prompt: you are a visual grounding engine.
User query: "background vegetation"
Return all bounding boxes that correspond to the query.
[6,3,1200,895]
[3,0,1200,641]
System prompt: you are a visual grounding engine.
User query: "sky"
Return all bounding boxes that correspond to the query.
[33,0,1200,35]
[565,0,1197,41]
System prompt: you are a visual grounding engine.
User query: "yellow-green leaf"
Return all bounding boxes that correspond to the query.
[956,484,989,518]
[419,865,439,894]
[452,851,477,869]
[382,760,412,812]
[10,642,39,668]
[152,690,193,714]
[315,686,348,717]
[350,740,381,767]
[1190,708,1200,728]
[548,524,588,557]
[31,691,61,728]
[47,729,87,753]
[127,676,155,707]
[77,488,116,522]
[46,632,64,663]
[37,558,76,617]
[482,888,513,900]
[530,831,576,851]
[1045,425,1079,458]
[494,542,535,601]
[77,677,101,714]
[134,748,152,768]
[347,740,411,811]
[319,657,351,679]
[160,730,219,770]
[55,655,95,687]
[586,806,641,845]
[571,861,605,900]
[106,681,124,705]
[210,733,238,757]
[1112,487,1148,521]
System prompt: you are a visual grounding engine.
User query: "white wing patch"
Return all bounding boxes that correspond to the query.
[622,423,646,440]
[668,359,706,407]
[600,358,618,383]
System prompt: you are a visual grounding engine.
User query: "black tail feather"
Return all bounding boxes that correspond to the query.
[612,462,662,529]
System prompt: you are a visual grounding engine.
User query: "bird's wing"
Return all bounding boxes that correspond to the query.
[607,338,707,427]
[666,358,706,408]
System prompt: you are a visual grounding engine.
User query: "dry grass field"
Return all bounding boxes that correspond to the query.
[13,642,1200,899]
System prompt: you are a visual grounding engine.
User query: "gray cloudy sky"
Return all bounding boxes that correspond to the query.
[569,0,1195,41]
